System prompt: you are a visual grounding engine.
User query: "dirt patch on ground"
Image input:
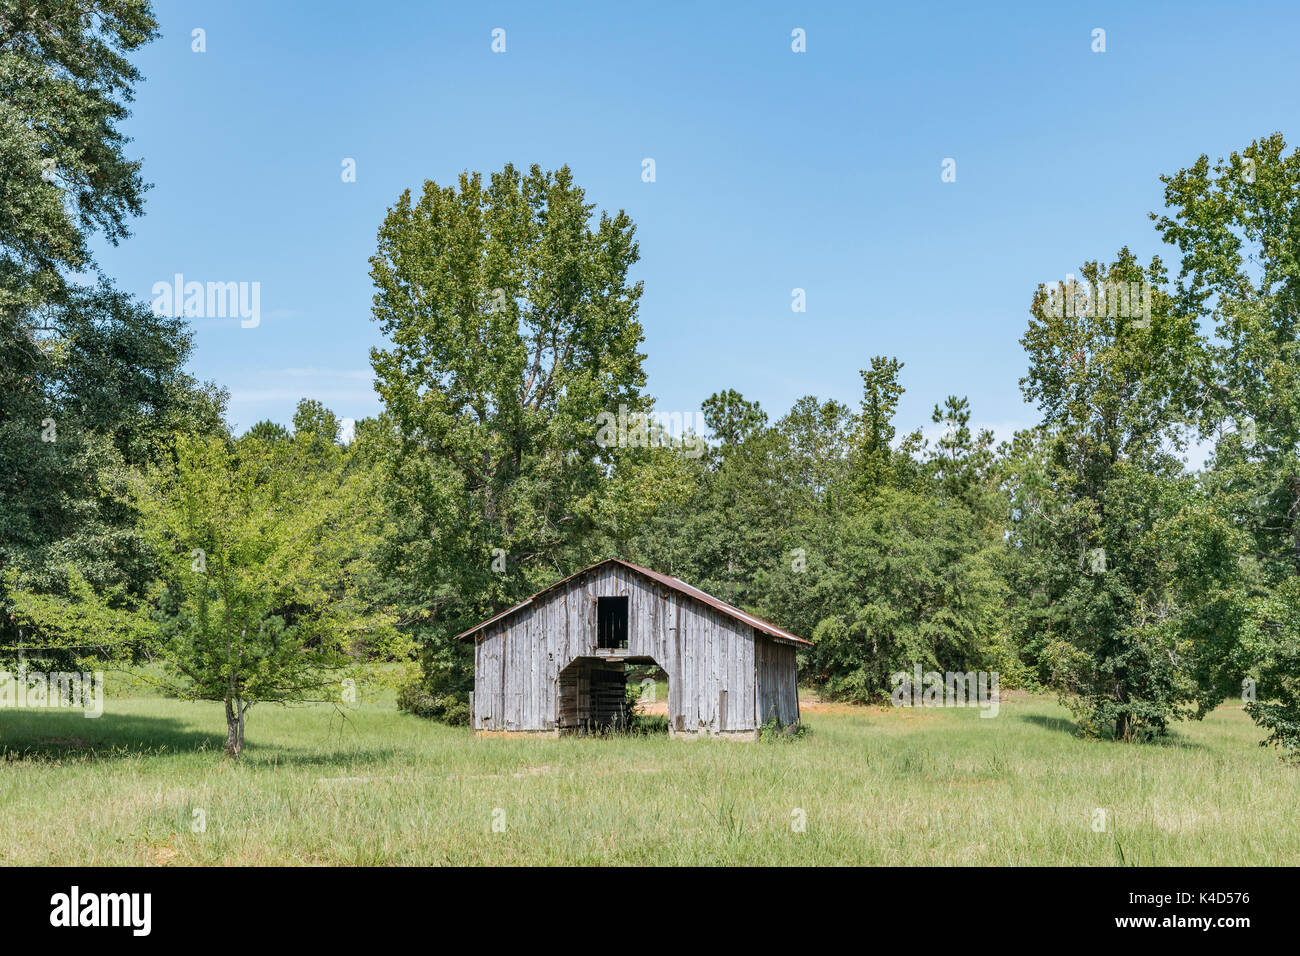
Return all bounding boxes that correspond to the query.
[795,692,880,716]
[601,686,1027,721]
[149,845,179,866]
[798,697,867,716]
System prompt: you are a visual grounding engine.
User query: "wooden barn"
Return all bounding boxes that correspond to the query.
[457,558,808,739]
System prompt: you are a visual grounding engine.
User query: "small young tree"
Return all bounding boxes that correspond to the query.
[139,431,386,757]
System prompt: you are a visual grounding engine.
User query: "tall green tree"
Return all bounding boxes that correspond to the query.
[368,164,647,711]
[1019,250,1245,739]
[768,373,1009,700]
[998,426,1061,685]
[802,487,1007,703]
[775,395,854,515]
[0,1,227,669]
[292,398,340,444]
[1154,132,1300,580]
[1154,133,1300,755]
[1,282,225,665]
[0,0,157,312]
[925,395,1000,523]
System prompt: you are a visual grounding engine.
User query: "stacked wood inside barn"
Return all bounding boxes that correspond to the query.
[558,659,629,733]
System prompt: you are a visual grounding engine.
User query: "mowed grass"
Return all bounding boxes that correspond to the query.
[1,687,1296,865]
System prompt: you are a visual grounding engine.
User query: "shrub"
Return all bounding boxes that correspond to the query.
[396,678,470,726]
[759,716,808,742]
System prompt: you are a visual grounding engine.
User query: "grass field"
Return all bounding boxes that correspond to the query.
[1,684,1296,865]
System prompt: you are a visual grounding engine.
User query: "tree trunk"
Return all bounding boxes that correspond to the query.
[224,696,245,758]
[1114,712,1129,741]
[1113,674,1131,741]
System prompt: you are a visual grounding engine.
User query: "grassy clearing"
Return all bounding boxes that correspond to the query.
[1,687,1295,865]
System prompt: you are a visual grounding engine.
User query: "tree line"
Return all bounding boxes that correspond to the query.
[2,1,1297,758]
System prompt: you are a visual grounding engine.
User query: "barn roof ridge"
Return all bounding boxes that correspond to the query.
[453,557,811,646]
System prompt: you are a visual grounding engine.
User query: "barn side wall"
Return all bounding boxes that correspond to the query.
[471,565,794,735]
[755,635,800,728]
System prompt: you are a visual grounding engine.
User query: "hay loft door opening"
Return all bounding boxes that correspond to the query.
[596,595,629,649]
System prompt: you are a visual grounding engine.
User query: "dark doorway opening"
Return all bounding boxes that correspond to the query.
[557,658,670,735]
[597,596,628,649]
[558,658,630,733]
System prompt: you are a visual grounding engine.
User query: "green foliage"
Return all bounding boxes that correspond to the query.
[366,164,651,718]
[243,420,291,443]
[631,388,796,609]
[135,431,395,756]
[291,398,340,444]
[0,0,158,312]
[801,488,1007,703]
[631,366,1011,707]
[701,389,767,446]
[1242,579,1300,759]
[1152,133,1300,748]
[851,356,908,497]
[1017,250,1249,739]
[1,0,229,676]
[758,716,808,742]
[4,564,151,665]
[396,678,470,725]
[1,283,226,668]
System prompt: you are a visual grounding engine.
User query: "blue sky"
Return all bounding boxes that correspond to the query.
[93,0,1300,444]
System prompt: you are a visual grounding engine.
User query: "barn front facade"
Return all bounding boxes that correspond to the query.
[457,558,807,739]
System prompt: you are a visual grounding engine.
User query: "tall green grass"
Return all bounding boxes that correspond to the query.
[1,688,1295,865]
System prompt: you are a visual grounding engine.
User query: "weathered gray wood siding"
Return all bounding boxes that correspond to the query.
[755,635,800,727]
[472,564,794,734]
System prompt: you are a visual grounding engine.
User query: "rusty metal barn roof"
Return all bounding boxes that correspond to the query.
[453,557,811,646]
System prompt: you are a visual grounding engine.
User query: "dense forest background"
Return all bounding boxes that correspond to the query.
[3,1,1298,758]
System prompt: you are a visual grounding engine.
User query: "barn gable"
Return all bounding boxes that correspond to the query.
[460,559,805,738]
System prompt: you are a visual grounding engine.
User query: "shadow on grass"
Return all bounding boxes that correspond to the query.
[0,709,398,766]
[243,747,401,768]
[1016,713,1082,736]
[1015,712,1202,749]
[0,708,216,761]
